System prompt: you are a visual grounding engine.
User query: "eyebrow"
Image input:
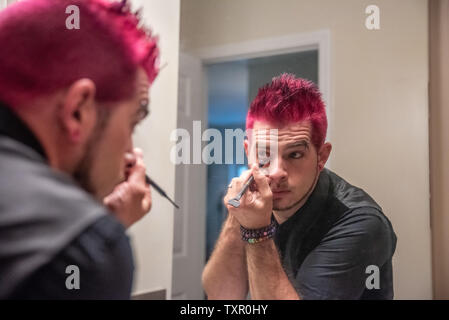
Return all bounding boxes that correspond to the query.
[285,141,309,149]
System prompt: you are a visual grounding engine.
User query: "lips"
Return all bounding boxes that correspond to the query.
[272,190,290,198]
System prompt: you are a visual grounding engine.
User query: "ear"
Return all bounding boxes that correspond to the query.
[244,138,249,159]
[317,142,332,172]
[244,138,254,168]
[59,79,97,143]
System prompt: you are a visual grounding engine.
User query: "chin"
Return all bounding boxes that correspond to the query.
[92,187,109,201]
[273,196,302,212]
[272,199,290,211]
[106,175,122,194]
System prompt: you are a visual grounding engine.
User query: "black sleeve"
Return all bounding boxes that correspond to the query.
[10,215,134,300]
[294,208,396,300]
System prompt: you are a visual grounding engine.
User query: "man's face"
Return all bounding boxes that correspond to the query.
[74,69,150,199]
[247,120,328,213]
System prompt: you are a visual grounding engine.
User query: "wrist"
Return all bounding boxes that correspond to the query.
[225,214,240,227]
[238,211,272,230]
[221,215,246,246]
[245,237,275,250]
[240,217,277,244]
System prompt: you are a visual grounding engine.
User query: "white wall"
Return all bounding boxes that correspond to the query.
[181,0,431,299]
[129,0,180,298]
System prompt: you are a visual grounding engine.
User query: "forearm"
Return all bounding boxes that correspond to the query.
[202,215,249,299]
[246,239,300,300]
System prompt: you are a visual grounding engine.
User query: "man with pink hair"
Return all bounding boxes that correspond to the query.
[203,74,397,299]
[0,0,158,299]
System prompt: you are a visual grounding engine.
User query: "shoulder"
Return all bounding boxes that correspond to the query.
[67,214,134,299]
[0,138,105,219]
[319,169,396,245]
[0,138,110,297]
[325,169,382,212]
[0,138,107,233]
[58,214,134,298]
[323,206,397,259]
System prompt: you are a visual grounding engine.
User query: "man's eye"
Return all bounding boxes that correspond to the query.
[290,152,303,159]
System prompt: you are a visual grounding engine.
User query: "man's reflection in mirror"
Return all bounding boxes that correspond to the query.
[202,74,397,300]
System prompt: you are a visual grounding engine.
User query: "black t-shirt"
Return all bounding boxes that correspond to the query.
[8,215,134,300]
[274,169,397,300]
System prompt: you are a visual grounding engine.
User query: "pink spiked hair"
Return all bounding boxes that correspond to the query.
[246,73,327,150]
[0,0,159,108]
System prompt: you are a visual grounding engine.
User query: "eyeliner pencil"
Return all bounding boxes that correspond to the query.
[145,174,180,209]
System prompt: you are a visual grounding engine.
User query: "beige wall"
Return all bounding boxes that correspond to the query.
[181,0,431,299]
[430,0,449,300]
[129,0,180,298]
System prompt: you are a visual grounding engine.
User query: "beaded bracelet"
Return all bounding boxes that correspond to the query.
[240,217,277,244]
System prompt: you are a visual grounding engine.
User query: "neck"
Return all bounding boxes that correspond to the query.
[12,104,68,172]
[0,100,76,175]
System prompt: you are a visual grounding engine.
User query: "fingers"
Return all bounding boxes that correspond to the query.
[124,152,137,168]
[239,168,253,182]
[223,177,238,205]
[130,148,152,213]
[225,169,261,211]
[251,164,272,199]
[224,164,270,209]
[127,148,146,186]
[232,170,251,193]
[103,183,127,210]
[124,151,137,180]
[141,185,152,213]
[223,169,251,203]
[103,148,153,228]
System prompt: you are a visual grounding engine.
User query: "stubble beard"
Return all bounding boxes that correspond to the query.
[273,196,307,212]
[272,163,320,212]
[72,108,110,197]
[72,136,97,195]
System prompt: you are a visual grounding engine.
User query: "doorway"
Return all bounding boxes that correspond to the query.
[205,50,319,260]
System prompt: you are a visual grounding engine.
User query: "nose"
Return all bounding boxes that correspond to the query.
[267,156,287,185]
